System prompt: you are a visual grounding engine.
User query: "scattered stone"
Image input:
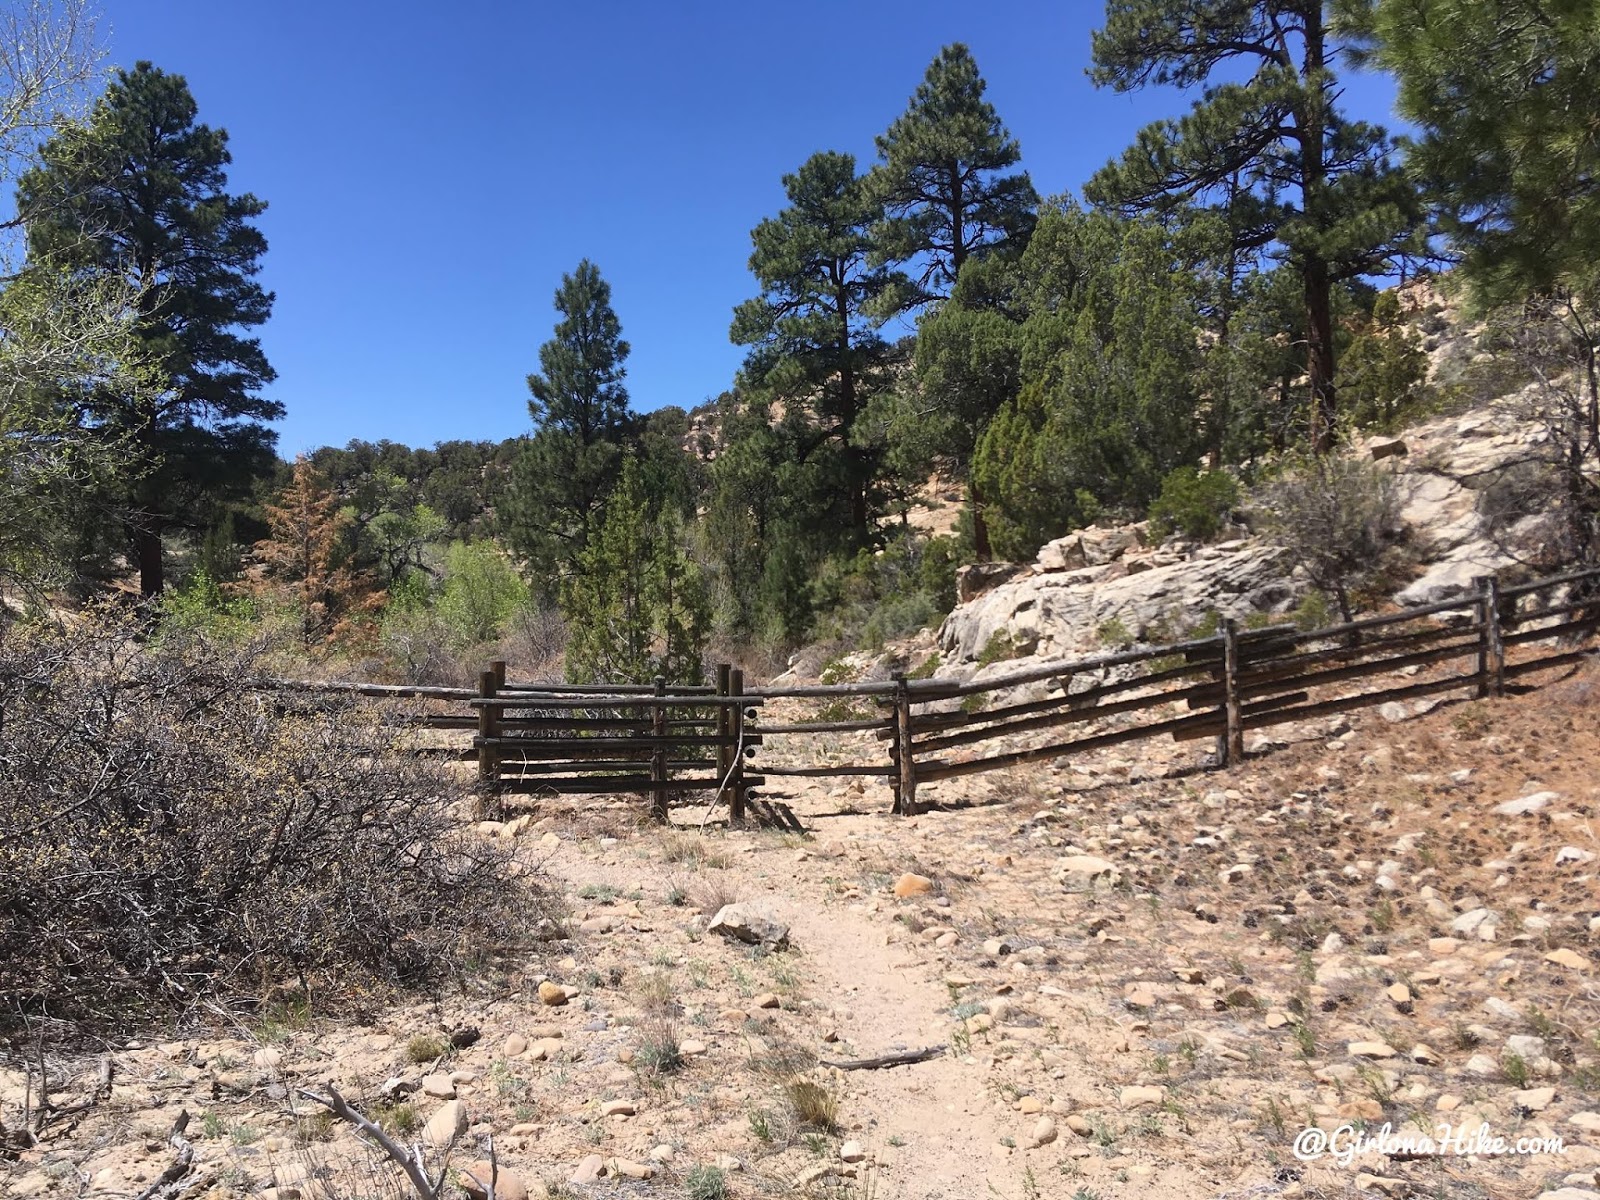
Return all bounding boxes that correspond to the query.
[1556,846,1597,866]
[892,873,934,898]
[537,981,568,1006]
[1066,1114,1093,1136]
[1029,1117,1057,1148]
[1385,983,1412,1006]
[503,1033,528,1057]
[1495,790,1559,815]
[649,1146,674,1163]
[424,1100,468,1146]
[1410,1044,1439,1065]
[840,1141,865,1163]
[420,1074,455,1099]
[1546,948,1593,972]
[1369,437,1409,460]
[1515,1087,1557,1113]
[459,1165,529,1200]
[253,1047,283,1070]
[569,1155,605,1185]
[1055,855,1120,888]
[1347,1041,1397,1060]
[708,904,790,950]
[613,1160,654,1180]
[1378,702,1410,724]
[1016,1096,1043,1114]
[600,1099,636,1118]
[1119,1085,1165,1108]
[752,993,780,1009]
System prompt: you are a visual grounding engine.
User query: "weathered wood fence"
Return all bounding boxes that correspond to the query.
[259,565,1600,821]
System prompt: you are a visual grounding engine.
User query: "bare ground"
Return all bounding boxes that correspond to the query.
[4,660,1599,1200]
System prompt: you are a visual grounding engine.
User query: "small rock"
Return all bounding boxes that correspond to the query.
[840,1140,865,1163]
[1410,1043,1438,1065]
[458,1164,529,1200]
[1066,1114,1093,1136]
[707,904,790,950]
[1119,1085,1165,1108]
[612,1160,654,1180]
[649,1145,674,1163]
[424,1100,468,1146]
[420,1074,455,1099]
[1348,1041,1398,1059]
[1029,1117,1057,1147]
[1514,1087,1556,1113]
[893,873,934,898]
[753,993,780,1009]
[601,1099,636,1117]
[253,1047,284,1070]
[569,1155,605,1185]
[1385,983,1412,1006]
[538,981,568,1006]
[1546,948,1592,971]
[504,1034,528,1057]
[1495,790,1559,815]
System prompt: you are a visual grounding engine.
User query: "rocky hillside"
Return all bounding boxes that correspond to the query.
[931,397,1554,683]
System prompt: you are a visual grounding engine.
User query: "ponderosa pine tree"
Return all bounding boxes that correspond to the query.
[1345,0,1599,305]
[1086,3,1425,452]
[871,43,1038,310]
[731,151,902,541]
[503,259,633,584]
[19,61,278,596]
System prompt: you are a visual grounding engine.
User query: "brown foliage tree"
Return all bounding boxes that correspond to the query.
[255,456,382,645]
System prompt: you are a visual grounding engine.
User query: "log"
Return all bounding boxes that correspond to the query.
[820,1045,946,1070]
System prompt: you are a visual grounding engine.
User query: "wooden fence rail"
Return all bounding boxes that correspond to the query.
[252,565,1600,822]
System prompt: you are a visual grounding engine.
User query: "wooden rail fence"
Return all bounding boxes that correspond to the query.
[257,565,1600,821]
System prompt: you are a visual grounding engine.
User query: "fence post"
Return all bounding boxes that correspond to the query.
[491,658,507,691]
[650,675,667,824]
[715,663,732,816]
[1486,575,1506,698]
[893,674,917,816]
[729,667,747,823]
[1221,619,1244,767]
[476,667,500,808]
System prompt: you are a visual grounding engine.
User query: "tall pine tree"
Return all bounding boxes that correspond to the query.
[731,151,902,542]
[871,44,1038,310]
[503,259,633,584]
[19,62,278,596]
[1087,3,1424,452]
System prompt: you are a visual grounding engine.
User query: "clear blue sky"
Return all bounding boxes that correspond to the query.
[97,1,1402,456]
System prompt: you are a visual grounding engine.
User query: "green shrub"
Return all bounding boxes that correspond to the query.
[159,570,256,640]
[435,541,530,647]
[1148,467,1240,542]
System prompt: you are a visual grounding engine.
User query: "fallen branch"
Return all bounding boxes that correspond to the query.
[134,1110,193,1200]
[820,1045,946,1070]
[298,1085,447,1200]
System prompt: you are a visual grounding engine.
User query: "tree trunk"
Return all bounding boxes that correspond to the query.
[134,519,163,598]
[970,477,993,562]
[1301,7,1338,455]
[1305,255,1338,453]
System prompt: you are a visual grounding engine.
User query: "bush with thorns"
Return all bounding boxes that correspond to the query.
[0,609,536,1031]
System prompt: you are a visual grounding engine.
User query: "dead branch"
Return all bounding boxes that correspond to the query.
[298,1085,447,1200]
[819,1045,946,1070]
[134,1110,193,1200]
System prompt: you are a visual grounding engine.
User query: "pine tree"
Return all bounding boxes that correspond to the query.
[1087,3,1425,452]
[254,458,379,646]
[731,151,901,541]
[1346,0,1599,305]
[503,260,633,583]
[19,62,278,596]
[560,455,708,686]
[871,44,1038,309]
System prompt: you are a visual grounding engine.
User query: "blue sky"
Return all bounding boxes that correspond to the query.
[96,1,1402,456]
